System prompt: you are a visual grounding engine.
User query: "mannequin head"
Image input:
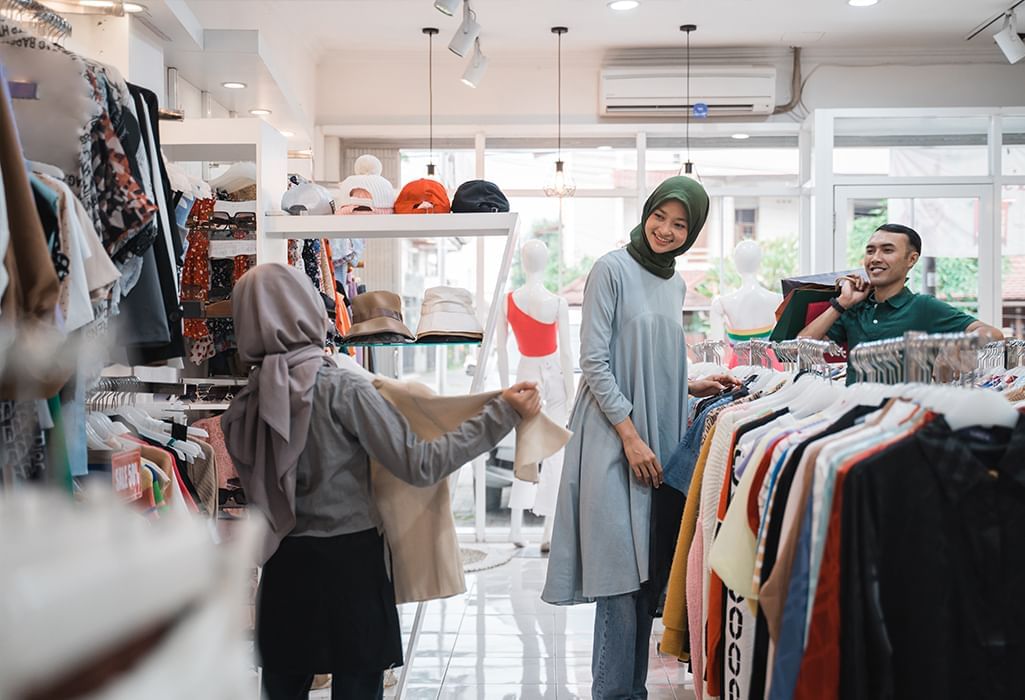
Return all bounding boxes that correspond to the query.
[521,239,550,276]
[733,240,763,276]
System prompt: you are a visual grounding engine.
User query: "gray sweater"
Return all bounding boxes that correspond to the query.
[291,366,519,538]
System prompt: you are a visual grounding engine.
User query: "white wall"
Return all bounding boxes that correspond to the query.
[129,19,166,103]
[316,47,1025,130]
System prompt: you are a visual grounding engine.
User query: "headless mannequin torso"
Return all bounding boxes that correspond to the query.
[497,240,574,548]
[709,240,782,343]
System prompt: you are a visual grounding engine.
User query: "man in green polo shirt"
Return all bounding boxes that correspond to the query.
[799,223,1003,379]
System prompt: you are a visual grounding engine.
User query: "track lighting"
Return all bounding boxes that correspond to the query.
[448,1,480,57]
[995,12,1025,64]
[461,38,488,87]
[434,0,460,15]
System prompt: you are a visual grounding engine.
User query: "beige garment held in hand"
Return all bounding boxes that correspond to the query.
[371,377,571,604]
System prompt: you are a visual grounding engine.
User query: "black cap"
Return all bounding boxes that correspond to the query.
[451,180,510,213]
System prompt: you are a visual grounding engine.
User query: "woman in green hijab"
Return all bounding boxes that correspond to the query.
[543,176,738,699]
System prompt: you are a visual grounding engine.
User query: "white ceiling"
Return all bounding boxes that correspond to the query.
[183,0,1012,55]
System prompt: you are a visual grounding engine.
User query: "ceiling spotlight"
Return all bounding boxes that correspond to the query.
[434,0,460,15]
[995,12,1025,64]
[608,0,640,10]
[122,2,146,12]
[731,133,750,140]
[222,81,247,89]
[280,130,295,137]
[847,0,878,6]
[449,1,480,57]
[249,108,272,116]
[461,37,488,87]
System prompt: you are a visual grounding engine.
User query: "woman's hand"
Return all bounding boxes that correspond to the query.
[688,373,742,398]
[501,382,542,419]
[623,436,663,488]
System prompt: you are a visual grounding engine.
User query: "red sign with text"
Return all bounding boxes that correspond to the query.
[111,449,143,502]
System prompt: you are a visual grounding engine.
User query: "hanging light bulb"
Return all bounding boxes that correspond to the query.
[423,27,441,180]
[678,24,700,180]
[544,26,575,198]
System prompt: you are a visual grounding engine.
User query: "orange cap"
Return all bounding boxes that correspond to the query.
[394,179,451,214]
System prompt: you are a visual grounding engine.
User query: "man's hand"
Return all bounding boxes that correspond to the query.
[623,435,662,488]
[689,373,742,398]
[837,275,871,309]
[501,382,542,419]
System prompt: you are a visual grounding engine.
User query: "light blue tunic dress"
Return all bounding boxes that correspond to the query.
[542,249,689,605]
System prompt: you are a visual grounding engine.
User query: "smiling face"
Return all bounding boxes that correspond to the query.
[644,199,690,255]
[864,230,919,288]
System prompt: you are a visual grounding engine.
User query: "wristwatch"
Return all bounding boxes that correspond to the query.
[829,297,848,315]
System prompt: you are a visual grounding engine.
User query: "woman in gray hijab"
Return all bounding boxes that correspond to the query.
[222,264,540,700]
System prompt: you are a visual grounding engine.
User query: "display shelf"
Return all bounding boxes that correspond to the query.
[262,211,518,239]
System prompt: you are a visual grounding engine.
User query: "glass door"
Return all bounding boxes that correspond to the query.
[833,184,998,326]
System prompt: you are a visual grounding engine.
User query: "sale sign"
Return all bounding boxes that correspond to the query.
[111,449,143,502]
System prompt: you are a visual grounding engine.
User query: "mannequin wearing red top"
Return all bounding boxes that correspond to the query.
[497,240,575,550]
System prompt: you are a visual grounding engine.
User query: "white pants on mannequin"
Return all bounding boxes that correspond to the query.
[509,352,569,547]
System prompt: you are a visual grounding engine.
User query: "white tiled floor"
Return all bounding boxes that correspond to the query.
[308,548,696,700]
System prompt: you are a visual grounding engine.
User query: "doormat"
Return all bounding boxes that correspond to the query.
[460,544,518,573]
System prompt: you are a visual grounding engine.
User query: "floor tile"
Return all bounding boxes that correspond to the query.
[436,685,556,700]
[444,656,560,686]
[451,633,557,658]
[460,612,559,636]
[557,686,678,699]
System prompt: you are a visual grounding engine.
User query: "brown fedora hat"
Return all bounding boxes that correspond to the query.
[345,291,415,340]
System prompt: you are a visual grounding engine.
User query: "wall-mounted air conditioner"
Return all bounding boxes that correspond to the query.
[600,65,777,117]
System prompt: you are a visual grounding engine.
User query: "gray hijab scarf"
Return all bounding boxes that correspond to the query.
[221,263,334,563]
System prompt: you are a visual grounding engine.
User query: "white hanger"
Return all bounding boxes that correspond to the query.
[934,386,1019,431]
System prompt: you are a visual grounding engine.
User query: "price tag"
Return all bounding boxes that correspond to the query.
[111,449,143,502]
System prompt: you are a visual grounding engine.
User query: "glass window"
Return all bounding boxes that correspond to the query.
[645,144,800,189]
[1002,117,1025,176]
[399,148,476,190]
[841,196,981,316]
[485,147,638,191]
[832,116,989,177]
[1002,185,1025,336]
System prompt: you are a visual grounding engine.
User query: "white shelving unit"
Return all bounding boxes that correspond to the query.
[273,212,521,700]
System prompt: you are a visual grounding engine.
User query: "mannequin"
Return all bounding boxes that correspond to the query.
[709,240,782,345]
[496,240,574,550]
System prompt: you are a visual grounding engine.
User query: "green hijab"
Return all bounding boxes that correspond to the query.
[626,176,710,279]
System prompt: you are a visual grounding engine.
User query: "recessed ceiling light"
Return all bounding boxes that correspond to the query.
[731,133,750,140]
[222,81,247,90]
[79,0,116,7]
[608,0,640,10]
[597,145,613,150]
[249,108,272,116]
[280,130,294,137]
[122,2,146,12]
[848,0,878,6]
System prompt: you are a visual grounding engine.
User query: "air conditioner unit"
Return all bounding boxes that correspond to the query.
[600,65,777,117]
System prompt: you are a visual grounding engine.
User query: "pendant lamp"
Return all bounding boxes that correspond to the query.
[423,27,440,178]
[544,26,575,198]
[679,24,699,179]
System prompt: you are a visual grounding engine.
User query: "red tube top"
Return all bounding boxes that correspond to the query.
[507,292,558,357]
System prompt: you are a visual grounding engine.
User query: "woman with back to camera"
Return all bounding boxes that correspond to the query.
[221,263,541,700]
[543,176,738,699]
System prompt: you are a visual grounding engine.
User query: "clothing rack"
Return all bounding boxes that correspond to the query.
[848,331,988,385]
[0,0,72,42]
[692,340,726,364]
[1006,338,1025,369]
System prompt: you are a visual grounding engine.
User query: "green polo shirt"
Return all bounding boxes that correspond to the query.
[826,287,976,382]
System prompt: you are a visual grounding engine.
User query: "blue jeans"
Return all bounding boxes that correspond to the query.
[592,591,654,699]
